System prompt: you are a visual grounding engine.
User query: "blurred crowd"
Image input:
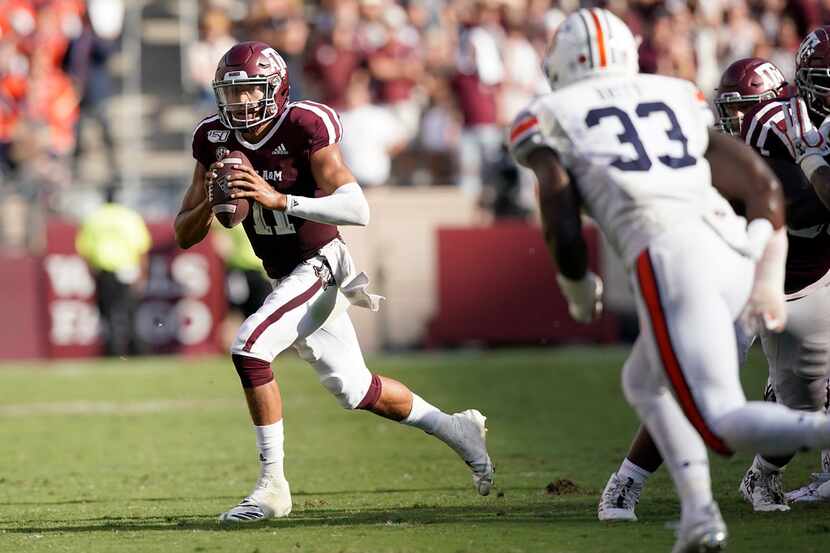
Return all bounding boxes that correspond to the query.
[188,0,828,218]
[0,0,123,249]
[0,0,827,234]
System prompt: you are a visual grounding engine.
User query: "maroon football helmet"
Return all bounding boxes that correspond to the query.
[796,26,830,118]
[714,57,787,135]
[213,41,290,130]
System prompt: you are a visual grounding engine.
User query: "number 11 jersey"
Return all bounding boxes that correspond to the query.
[510,74,735,268]
[192,100,342,279]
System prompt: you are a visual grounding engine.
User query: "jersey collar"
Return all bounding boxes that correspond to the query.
[234,105,292,150]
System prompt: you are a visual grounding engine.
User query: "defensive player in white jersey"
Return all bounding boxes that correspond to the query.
[511,9,830,553]
[596,56,830,519]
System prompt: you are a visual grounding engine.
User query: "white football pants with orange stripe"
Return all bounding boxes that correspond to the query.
[621,220,830,515]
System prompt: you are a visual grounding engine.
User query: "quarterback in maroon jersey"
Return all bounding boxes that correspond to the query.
[175,41,494,523]
[598,47,830,521]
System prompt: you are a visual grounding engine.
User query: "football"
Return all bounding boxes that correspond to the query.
[210,150,252,228]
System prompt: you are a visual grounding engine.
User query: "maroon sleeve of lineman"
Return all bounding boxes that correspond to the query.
[290,101,343,156]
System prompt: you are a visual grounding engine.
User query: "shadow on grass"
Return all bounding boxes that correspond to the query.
[4,501,608,534]
[0,486,543,507]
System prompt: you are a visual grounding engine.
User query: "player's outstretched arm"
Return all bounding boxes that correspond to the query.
[525,147,602,324]
[175,162,214,249]
[526,148,587,279]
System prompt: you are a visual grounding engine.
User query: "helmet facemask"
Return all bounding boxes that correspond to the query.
[796,67,830,117]
[715,91,776,135]
[213,74,282,130]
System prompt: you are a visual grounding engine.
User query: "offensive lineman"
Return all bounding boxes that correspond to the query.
[175,41,494,522]
[511,10,830,552]
[598,51,830,520]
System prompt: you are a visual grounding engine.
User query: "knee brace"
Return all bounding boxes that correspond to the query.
[232,354,274,388]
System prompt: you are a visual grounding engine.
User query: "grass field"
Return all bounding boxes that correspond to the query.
[1,347,829,553]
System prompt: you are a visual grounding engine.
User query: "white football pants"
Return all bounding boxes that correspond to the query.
[621,222,830,513]
[231,245,372,410]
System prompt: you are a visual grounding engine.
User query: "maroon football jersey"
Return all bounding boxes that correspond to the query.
[741,97,830,293]
[192,100,342,279]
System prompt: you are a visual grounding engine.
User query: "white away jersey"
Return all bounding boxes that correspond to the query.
[510,73,744,266]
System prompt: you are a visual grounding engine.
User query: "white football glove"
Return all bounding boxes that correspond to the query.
[740,228,788,334]
[556,271,603,324]
[783,97,830,178]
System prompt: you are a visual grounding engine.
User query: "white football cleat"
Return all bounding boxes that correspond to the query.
[446,409,495,496]
[738,465,789,512]
[219,471,292,523]
[786,472,830,503]
[597,472,641,522]
[671,502,728,553]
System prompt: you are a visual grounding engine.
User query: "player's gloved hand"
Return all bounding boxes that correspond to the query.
[783,97,830,174]
[556,271,603,324]
[740,227,788,334]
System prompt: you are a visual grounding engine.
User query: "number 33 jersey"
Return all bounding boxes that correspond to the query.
[510,74,737,268]
[192,101,343,279]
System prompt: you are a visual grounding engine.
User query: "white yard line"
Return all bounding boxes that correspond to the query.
[0,399,238,417]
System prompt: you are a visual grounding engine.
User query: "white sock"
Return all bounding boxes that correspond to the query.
[676,458,714,519]
[402,394,450,435]
[255,420,285,478]
[618,457,653,485]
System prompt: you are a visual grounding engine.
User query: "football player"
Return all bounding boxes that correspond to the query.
[511,11,830,552]
[175,41,494,523]
[597,52,830,519]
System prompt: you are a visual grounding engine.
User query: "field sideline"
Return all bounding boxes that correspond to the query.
[1,347,828,553]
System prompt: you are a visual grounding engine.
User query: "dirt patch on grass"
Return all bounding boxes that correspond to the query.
[544,479,582,495]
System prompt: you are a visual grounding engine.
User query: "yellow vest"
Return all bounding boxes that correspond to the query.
[221,224,264,272]
[75,204,152,272]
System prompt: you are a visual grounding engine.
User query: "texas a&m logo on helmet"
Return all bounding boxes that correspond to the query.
[714,58,786,135]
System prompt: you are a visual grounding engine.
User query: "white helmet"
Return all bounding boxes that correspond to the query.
[544,8,639,91]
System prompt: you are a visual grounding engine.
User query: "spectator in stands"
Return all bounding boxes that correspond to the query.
[718,0,766,65]
[271,16,310,101]
[768,16,801,79]
[366,3,423,142]
[187,6,236,111]
[452,0,504,212]
[340,70,407,187]
[355,0,388,53]
[305,14,364,110]
[75,188,151,357]
[65,0,123,186]
[499,3,548,123]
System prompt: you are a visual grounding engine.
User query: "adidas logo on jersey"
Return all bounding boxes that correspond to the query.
[272,144,289,155]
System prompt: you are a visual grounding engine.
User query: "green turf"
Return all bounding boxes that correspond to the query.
[0,347,828,552]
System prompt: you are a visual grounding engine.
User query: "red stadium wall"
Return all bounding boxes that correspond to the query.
[0,220,227,359]
[0,254,47,358]
[428,223,617,347]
